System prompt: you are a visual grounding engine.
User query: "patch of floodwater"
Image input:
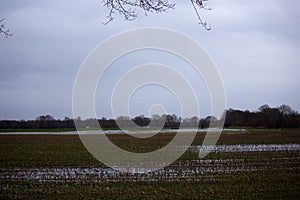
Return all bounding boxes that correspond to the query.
[1,156,299,183]
[188,144,300,153]
[0,128,245,135]
[0,165,253,183]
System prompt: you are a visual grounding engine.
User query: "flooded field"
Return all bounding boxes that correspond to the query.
[2,156,299,183]
[0,128,245,135]
[2,144,299,183]
[1,130,300,199]
[190,143,300,153]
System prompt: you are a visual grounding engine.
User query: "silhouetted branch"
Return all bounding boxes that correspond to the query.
[0,18,13,38]
[102,0,175,24]
[191,0,211,30]
[102,0,211,30]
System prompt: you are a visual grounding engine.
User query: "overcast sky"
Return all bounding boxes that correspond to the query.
[0,0,299,120]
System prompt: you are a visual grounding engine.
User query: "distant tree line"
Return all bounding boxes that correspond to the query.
[224,104,300,128]
[0,104,299,130]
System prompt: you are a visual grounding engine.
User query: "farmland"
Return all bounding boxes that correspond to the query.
[1,130,300,199]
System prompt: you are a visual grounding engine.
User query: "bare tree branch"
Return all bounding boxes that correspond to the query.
[0,18,13,38]
[102,0,175,24]
[102,0,211,30]
[191,0,211,30]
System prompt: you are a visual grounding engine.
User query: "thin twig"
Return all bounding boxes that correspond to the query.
[191,0,211,30]
[0,18,13,38]
[102,0,211,30]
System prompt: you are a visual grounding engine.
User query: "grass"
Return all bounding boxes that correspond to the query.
[1,130,300,199]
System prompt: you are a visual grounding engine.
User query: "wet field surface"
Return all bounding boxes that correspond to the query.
[1,131,300,199]
[1,144,299,182]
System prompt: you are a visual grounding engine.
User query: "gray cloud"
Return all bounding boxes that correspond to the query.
[0,0,299,119]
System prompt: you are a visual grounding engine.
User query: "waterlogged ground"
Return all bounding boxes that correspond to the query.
[190,143,300,153]
[2,146,299,182]
[0,128,245,135]
[1,130,300,199]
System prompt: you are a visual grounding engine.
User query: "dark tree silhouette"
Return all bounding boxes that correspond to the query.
[0,105,299,130]
[0,18,13,38]
[36,115,55,121]
[102,0,212,30]
[258,104,271,113]
[278,104,294,117]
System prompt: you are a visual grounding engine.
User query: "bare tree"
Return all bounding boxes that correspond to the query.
[36,115,55,121]
[278,104,294,117]
[102,0,212,30]
[0,18,13,38]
